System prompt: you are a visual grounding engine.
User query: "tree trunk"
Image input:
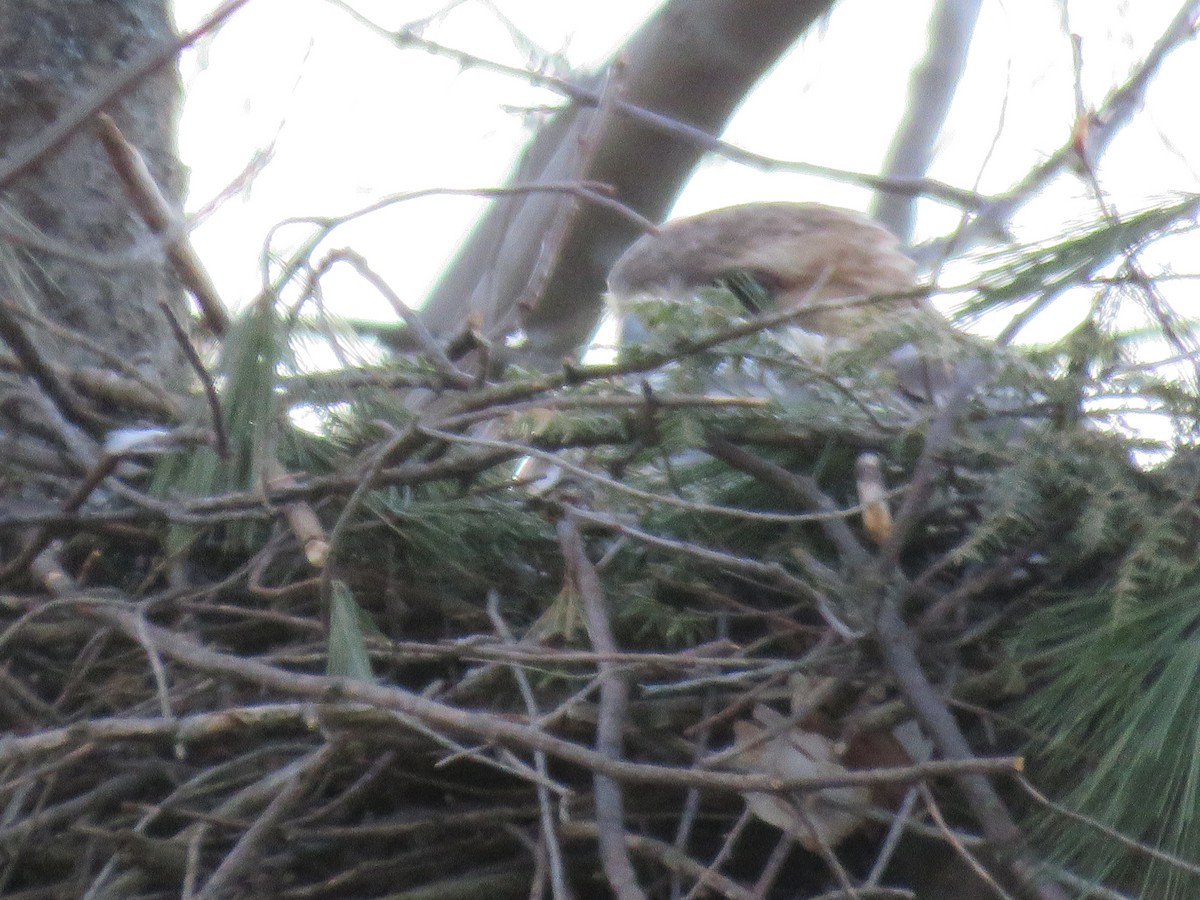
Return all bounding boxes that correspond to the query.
[0,0,184,382]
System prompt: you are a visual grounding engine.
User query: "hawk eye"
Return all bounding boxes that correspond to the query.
[714,270,777,314]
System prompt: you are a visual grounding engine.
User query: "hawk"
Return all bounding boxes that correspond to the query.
[607,202,947,402]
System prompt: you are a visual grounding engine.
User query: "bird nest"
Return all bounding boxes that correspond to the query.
[0,292,1196,900]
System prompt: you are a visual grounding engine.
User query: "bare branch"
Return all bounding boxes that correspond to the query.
[873,0,984,242]
[915,0,1200,263]
[558,513,645,900]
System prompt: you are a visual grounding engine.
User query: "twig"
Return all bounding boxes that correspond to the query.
[670,630,724,900]
[0,452,120,582]
[865,788,919,887]
[319,422,415,588]
[322,249,471,388]
[195,745,333,900]
[919,783,1015,900]
[261,181,653,321]
[133,612,175,726]
[0,303,109,433]
[515,55,626,323]
[851,361,1017,853]
[752,832,801,897]
[561,821,756,900]
[332,7,983,211]
[916,0,1200,262]
[563,505,844,625]
[704,434,869,566]
[263,462,329,569]
[855,452,894,546]
[80,597,1024,793]
[680,808,755,900]
[158,300,229,459]
[422,425,866,525]
[487,591,575,900]
[0,298,180,405]
[0,352,176,419]
[445,283,928,418]
[557,512,645,900]
[871,357,990,575]
[0,446,519,529]
[96,106,329,577]
[95,113,232,336]
[1016,775,1200,878]
[875,601,1065,900]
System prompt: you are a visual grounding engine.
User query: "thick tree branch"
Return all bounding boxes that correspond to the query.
[418,0,838,365]
[873,0,983,242]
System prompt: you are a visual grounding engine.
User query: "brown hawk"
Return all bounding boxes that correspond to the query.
[607,202,947,402]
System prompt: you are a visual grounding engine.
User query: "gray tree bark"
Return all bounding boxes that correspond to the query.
[0,0,184,381]
[418,0,838,369]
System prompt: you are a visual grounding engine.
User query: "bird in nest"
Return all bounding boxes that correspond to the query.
[606,201,954,403]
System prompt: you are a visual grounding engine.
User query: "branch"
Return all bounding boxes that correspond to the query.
[873,0,984,242]
[95,113,232,336]
[323,249,472,389]
[915,0,1200,263]
[74,596,1023,794]
[195,746,332,900]
[362,21,983,211]
[558,513,645,900]
[0,300,109,433]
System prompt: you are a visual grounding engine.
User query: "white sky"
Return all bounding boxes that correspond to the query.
[170,0,1200,332]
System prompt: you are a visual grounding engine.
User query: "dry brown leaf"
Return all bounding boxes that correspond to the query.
[728,718,870,851]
